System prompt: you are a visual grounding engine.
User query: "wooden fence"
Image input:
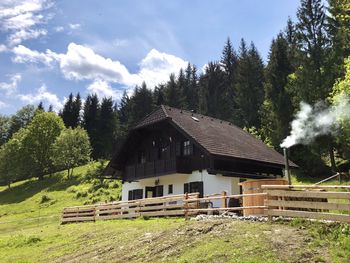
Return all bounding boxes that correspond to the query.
[62,185,350,224]
[263,185,350,223]
[61,192,264,224]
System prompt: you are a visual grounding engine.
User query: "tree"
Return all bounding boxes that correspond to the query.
[165,74,182,108]
[292,0,330,104]
[98,97,117,158]
[72,93,82,128]
[22,112,65,180]
[83,94,100,159]
[0,115,11,146]
[262,34,294,147]
[0,129,27,188]
[330,56,350,160]
[234,40,265,128]
[61,93,81,128]
[52,127,91,178]
[7,105,36,140]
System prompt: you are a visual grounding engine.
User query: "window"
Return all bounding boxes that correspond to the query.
[168,184,173,194]
[183,140,191,156]
[184,181,203,197]
[128,189,144,200]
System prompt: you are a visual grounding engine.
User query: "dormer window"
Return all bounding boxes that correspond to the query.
[183,140,191,156]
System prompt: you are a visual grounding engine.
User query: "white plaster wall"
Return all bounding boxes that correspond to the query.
[122,170,242,207]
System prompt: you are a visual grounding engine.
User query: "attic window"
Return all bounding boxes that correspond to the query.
[191,116,199,122]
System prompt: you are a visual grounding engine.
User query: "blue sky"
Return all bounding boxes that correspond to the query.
[0,0,300,115]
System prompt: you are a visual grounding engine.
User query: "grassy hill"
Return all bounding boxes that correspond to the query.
[1,165,350,262]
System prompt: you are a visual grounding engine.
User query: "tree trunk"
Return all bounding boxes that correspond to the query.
[67,168,70,179]
[7,182,11,189]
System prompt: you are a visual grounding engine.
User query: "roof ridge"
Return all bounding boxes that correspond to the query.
[161,104,235,126]
[132,105,168,130]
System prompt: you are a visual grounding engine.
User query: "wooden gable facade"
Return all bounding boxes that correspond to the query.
[105,105,297,184]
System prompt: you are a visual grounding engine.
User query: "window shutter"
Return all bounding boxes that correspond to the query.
[184,183,189,194]
[155,185,163,197]
[128,190,133,201]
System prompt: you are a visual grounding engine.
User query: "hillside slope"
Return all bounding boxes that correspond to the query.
[1,166,350,262]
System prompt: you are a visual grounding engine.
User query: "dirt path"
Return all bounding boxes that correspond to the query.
[53,220,330,263]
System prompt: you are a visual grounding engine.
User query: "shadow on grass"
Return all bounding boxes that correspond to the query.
[0,173,81,205]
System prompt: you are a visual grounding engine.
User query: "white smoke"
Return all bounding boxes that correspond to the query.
[281,92,350,148]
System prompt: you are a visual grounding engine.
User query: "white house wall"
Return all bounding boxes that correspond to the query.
[122,170,241,207]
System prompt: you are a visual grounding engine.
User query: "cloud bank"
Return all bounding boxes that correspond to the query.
[12,42,188,99]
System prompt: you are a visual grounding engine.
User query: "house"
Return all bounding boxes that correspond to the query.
[104,105,297,204]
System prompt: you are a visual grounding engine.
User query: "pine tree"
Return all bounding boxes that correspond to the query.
[71,93,82,128]
[83,94,100,159]
[61,93,74,128]
[234,39,265,128]
[220,37,238,120]
[98,97,117,158]
[294,0,330,104]
[165,74,182,108]
[153,84,166,106]
[129,82,154,126]
[262,34,294,147]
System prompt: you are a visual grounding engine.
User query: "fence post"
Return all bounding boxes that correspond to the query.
[264,188,272,221]
[221,191,227,212]
[184,192,189,220]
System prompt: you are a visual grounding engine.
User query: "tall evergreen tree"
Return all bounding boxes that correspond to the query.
[165,73,182,108]
[71,93,82,128]
[262,34,294,147]
[98,97,117,158]
[293,0,330,104]
[61,93,74,128]
[129,82,154,126]
[83,94,100,159]
[153,84,166,106]
[220,37,238,120]
[234,39,265,128]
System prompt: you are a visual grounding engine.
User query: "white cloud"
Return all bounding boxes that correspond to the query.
[0,74,21,96]
[59,43,141,86]
[18,84,63,112]
[10,43,188,100]
[54,26,64,32]
[87,79,121,100]
[68,23,81,30]
[138,49,188,88]
[0,0,53,46]
[0,44,8,52]
[0,101,7,109]
[12,44,59,66]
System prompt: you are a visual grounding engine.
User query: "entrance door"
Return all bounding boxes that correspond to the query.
[145,187,155,198]
[145,185,163,198]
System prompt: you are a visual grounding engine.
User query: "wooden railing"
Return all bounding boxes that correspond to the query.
[61,192,267,224]
[61,193,200,224]
[263,185,350,223]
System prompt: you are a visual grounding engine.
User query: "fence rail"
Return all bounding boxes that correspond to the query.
[263,185,350,223]
[61,192,264,224]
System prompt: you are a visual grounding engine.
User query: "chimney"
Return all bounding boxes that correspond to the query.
[283,148,292,185]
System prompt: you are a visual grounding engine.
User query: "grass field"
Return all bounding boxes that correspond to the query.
[1,166,350,262]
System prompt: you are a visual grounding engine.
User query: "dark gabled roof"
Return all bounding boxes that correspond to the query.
[133,105,297,168]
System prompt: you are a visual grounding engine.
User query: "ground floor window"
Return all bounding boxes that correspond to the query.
[128,189,143,200]
[168,184,173,194]
[184,181,203,197]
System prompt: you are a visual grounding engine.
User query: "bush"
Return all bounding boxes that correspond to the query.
[75,190,88,199]
[40,194,51,204]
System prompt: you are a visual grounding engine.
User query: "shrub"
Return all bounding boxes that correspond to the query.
[75,190,88,199]
[40,194,51,204]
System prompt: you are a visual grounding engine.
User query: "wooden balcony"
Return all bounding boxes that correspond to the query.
[124,156,204,180]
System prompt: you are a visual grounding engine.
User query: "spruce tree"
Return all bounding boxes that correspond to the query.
[61,93,74,128]
[83,94,100,159]
[98,97,116,158]
[165,74,182,108]
[71,93,82,128]
[262,34,294,147]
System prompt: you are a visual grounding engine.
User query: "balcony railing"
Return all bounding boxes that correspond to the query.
[125,156,204,180]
